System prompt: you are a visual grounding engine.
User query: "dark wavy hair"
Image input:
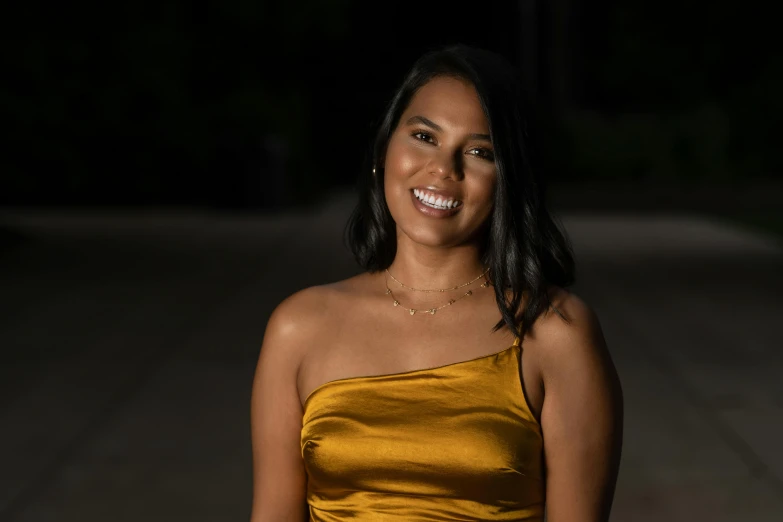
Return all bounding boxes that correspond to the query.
[346,44,575,337]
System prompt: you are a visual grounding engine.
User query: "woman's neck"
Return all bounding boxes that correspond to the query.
[386,239,487,291]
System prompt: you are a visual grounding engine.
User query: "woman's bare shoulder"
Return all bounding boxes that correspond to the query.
[526,286,613,379]
[264,272,375,347]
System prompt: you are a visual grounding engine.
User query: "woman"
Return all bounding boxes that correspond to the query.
[251,45,623,521]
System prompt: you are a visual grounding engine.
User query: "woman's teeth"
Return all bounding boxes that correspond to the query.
[413,189,462,210]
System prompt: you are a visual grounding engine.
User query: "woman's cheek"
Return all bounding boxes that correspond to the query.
[386,140,425,179]
[467,173,496,213]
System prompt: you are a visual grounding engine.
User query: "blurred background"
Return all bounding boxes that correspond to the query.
[1,1,781,521]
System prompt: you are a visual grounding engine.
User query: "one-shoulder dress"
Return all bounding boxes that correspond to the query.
[301,335,544,521]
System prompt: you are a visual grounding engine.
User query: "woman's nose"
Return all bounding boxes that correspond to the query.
[427,150,463,180]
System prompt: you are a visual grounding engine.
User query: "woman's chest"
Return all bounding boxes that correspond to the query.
[296,313,516,408]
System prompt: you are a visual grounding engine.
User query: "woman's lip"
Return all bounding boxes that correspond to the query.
[410,190,461,218]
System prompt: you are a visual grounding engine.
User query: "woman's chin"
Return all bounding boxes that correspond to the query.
[397,226,470,250]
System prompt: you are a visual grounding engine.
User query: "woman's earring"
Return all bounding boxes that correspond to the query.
[372,166,377,175]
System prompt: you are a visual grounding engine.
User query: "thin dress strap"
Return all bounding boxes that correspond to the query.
[512,323,522,347]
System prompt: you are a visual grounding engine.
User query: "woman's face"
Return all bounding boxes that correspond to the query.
[383,76,497,249]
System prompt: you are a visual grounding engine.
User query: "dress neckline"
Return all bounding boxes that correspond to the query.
[302,343,520,411]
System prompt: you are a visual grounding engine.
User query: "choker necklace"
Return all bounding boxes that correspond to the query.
[384,271,491,316]
[385,266,490,293]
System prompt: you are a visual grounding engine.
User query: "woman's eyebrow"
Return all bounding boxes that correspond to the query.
[405,115,491,142]
[405,115,442,131]
[469,132,492,142]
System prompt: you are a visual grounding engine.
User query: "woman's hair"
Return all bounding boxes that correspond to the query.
[345,44,575,337]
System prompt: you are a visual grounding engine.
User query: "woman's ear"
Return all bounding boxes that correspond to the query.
[372,159,384,177]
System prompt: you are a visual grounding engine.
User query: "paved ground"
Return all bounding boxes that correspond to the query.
[1,191,782,521]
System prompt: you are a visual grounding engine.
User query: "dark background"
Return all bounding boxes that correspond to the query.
[2,0,780,209]
[1,3,783,521]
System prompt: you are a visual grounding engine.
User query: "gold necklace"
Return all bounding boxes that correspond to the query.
[384,274,491,316]
[385,266,490,293]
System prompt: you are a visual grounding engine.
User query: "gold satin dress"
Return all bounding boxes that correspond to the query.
[300,336,544,521]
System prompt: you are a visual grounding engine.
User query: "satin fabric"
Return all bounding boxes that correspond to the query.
[301,340,544,521]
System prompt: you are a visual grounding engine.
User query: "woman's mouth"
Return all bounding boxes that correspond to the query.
[411,188,463,217]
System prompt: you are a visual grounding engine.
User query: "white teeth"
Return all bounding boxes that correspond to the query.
[413,189,462,210]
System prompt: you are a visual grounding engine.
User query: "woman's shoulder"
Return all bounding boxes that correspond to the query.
[274,272,375,314]
[525,285,611,378]
[264,272,375,345]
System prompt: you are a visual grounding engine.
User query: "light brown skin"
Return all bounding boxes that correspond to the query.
[250,77,623,521]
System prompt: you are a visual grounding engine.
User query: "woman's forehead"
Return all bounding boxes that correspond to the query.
[403,77,489,131]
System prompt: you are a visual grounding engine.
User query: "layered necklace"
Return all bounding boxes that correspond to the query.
[384,266,491,316]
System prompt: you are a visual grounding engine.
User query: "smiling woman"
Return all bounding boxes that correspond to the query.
[384,77,497,247]
[250,45,623,522]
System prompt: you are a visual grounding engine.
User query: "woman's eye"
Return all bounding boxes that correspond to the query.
[468,148,495,161]
[413,132,434,143]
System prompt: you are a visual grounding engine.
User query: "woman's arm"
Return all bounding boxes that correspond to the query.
[537,290,624,521]
[250,292,315,521]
